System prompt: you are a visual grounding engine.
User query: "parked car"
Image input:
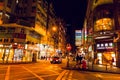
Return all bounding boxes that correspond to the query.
[50,56,62,64]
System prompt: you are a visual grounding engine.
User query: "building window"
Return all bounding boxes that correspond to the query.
[8,28,15,33]
[33,0,36,2]
[16,0,19,3]
[95,0,98,3]
[109,43,113,47]
[94,18,113,31]
[0,27,6,32]
[0,38,2,42]
[101,44,104,47]
[97,44,100,47]
[7,0,12,8]
[21,28,24,33]
[105,43,108,47]
[0,0,4,2]
[4,39,8,42]
[10,39,14,43]
[32,6,36,12]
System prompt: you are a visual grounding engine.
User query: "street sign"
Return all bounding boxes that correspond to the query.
[66,44,72,51]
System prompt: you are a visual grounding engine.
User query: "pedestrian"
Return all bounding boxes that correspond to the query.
[79,55,83,64]
[82,57,87,70]
[75,54,80,69]
[2,53,5,63]
[110,57,114,67]
[76,54,79,64]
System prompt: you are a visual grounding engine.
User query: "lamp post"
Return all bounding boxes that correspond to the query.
[66,44,72,67]
[45,0,51,60]
[52,26,57,54]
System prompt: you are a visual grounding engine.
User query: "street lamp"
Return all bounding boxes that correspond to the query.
[52,26,58,54]
[45,0,51,60]
[66,44,72,67]
[52,26,57,32]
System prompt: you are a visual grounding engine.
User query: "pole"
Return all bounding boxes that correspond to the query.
[66,51,70,67]
[45,1,50,60]
[66,44,72,67]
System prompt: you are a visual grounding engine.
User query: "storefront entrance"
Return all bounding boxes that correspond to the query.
[97,52,116,66]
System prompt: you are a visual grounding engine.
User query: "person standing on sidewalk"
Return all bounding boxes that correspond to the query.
[110,57,114,67]
[82,57,87,70]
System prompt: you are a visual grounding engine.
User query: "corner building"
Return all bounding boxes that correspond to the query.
[84,0,120,67]
[0,0,62,62]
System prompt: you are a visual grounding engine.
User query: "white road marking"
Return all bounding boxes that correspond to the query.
[56,70,68,80]
[68,71,73,80]
[22,66,44,80]
[62,71,69,80]
[95,74,103,78]
[5,65,10,80]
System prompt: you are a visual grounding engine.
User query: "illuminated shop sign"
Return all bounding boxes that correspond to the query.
[75,30,82,46]
[96,42,113,50]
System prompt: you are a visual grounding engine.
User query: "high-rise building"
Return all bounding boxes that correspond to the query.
[84,0,120,67]
[0,0,66,62]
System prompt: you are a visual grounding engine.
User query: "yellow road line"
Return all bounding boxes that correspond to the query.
[56,70,68,80]
[22,66,44,80]
[5,65,10,80]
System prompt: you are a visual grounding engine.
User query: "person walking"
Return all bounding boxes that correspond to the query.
[75,54,80,68]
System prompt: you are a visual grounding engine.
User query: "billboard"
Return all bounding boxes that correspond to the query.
[75,30,82,46]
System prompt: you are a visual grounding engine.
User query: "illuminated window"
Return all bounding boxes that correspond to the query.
[109,43,113,47]
[105,43,108,47]
[97,44,100,47]
[101,44,104,47]
[16,0,19,3]
[94,18,113,31]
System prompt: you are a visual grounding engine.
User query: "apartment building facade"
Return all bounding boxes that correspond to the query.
[0,0,66,62]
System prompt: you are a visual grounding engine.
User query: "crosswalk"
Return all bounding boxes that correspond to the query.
[61,70,73,80]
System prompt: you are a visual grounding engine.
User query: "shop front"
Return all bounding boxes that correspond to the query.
[95,42,116,66]
[0,44,13,62]
[38,44,54,60]
[0,43,35,63]
[25,44,40,62]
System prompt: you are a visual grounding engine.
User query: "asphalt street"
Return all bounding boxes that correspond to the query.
[0,59,120,80]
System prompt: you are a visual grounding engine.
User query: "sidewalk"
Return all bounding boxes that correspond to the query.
[63,60,120,74]
[0,59,50,65]
[0,60,34,65]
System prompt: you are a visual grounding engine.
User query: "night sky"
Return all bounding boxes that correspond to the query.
[52,0,88,50]
[53,0,87,29]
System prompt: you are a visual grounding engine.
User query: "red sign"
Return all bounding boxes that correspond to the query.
[66,44,72,51]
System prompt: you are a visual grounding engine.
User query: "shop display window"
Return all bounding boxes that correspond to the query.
[94,18,113,31]
[97,53,102,64]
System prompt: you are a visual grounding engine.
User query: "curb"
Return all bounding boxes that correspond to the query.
[62,67,120,74]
